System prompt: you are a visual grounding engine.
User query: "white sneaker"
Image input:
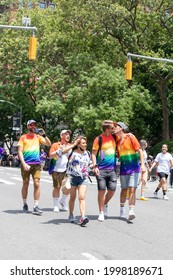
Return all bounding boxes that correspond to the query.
[59,200,68,211]
[104,205,108,217]
[163,195,169,200]
[53,206,59,212]
[128,209,136,220]
[98,212,105,222]
[120,207,126,218]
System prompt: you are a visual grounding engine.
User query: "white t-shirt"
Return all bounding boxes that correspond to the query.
[143,150,147,164]
[54,149,72,172]
[155,152,173,174]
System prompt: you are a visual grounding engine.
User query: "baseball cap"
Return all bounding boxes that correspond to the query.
[27,119,37,126]
[60,129,72,136]
[114,121,128,131]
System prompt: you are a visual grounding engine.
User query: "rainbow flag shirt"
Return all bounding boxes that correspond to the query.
[17,134,46,165]
[92,134,116,170]
[116,133,140,175]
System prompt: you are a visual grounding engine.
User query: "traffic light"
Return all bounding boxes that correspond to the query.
[28,36,37,60]
[125,60,132,80]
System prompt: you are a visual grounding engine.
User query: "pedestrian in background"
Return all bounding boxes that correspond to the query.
[40,148,47,171]
[113,122,145,221]
[138,139,149,201]
[18,120,51,215]
[149,144,173,200]
[49,130,79,212]
[92,120,117,222]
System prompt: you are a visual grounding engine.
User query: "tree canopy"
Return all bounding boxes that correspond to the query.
[0,0,173,151]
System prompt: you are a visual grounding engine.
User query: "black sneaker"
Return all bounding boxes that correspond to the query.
[23,204,28,212]
[32,206,42,215]
[78,217,89,227]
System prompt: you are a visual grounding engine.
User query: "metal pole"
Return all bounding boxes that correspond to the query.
[19,106,22,135]
[0,25,37,32]
[0,99,22,135]
[127,52,173,64]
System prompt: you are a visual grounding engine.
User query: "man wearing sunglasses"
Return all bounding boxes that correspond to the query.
[92,120,117,222]
[17,119,51,215]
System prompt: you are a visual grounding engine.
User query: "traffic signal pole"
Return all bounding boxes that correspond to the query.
[125,52,173,80]
[0,24,37,32]
[127,52,173,64]
[0,24,37,60]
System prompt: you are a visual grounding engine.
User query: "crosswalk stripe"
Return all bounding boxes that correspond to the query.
[81,253,99,260]
[0,179,15,185]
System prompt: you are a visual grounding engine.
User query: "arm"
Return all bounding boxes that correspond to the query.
[49,139,80,159]
[61,138,80,154]
[44,136,51,147]
[91,150,100,176]
[37,129,51,147]
[138,148,146,174]
[149,161,157,173]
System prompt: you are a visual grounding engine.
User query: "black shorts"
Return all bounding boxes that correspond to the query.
[157,172,168,180]
[96,169,117,191]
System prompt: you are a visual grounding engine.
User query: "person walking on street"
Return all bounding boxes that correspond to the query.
[92,120,117,222]
[68,136,92,226]
[113,122,145,221]
[49,130,79,212]
[138,139,149,201]
[149,144,173,200]
[40,148,47,171]
[17,120,51,215]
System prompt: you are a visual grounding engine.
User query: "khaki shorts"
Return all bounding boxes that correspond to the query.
[52,171,67,190]
[21,164,41,180]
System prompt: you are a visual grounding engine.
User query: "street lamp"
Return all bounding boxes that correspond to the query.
[0,99,22,135]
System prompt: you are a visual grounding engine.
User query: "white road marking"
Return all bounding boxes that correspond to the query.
[0,179,15,185]
[81,253,99,260]
[11,177,33,185]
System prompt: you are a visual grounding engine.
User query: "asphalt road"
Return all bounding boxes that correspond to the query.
[0,166,173,260]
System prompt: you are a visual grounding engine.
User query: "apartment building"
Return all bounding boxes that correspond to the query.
[0,1,55,14]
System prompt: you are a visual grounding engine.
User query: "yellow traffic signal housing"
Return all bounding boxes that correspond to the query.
[28,36,37,60]
[125,60,132,80]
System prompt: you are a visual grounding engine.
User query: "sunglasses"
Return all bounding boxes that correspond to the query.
[29,123,37,127]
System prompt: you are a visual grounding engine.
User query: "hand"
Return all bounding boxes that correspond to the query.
[94,166,100,176]
[38,128,45,136]
[74,138,81,146]
[23,162,31,171]
[140,164,146,174]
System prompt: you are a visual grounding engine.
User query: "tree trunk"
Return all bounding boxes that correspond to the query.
[158,80,169,140]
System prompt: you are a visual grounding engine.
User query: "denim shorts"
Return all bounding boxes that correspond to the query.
[71,175,89,187]
[120,172,139,189]
[96,169,117,191]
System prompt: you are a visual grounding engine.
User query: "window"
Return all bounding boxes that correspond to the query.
[39,2,46,9]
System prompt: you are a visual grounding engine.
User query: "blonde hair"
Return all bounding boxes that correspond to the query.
[140,139,147,149]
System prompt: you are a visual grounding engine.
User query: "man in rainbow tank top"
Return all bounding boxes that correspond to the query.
[18,120,51,215]
[114,122,145,221]
[92,120,117,222]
